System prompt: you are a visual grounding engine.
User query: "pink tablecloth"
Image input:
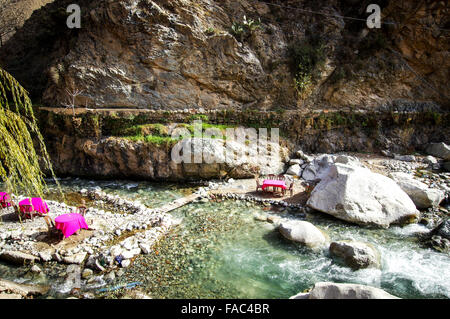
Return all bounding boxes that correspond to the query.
[19,198,49,215]
[55,213,89,238]
[262,179,286,190]
[0,192,11,208]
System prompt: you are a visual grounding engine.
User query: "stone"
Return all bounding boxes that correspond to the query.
[290,282,399,299]
[278,220,328,248]
[104,271,116,283]
[426,142,450,160]
[0,251,39,265]
[307,163,419,227]
[286,164,302,176]
[62,252,87,265]
[31,265,42,273]
[301,154,336,181]
[121,259,131,268]
[289,159,304,165]
[38,251,53,262]
[0,293,23,299]
[430,219,450,240]
[329,241,380,269]
[334,155,365,168]
[394,154,416,162]
[423,156,438,165]
[139,244,151,255]
[389,172,445,209]
[266,215,281,224]
[82,268,94,279]
[0,278,49,297]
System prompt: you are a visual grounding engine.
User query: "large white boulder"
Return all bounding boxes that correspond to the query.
[307,163,419,227]
[301,154,365,181]
[290,282,399,299]
[389,172,444,209]
[301,154,335,181]
[278,220,328,248]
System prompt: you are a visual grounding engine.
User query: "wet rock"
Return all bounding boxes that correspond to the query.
[290,282,400,299]
[0,278,49,297]
[0,251,39,265]
[430,219,450,240]
[307,163,419,227]
[329,241,380,269]
[31,265,42,273]
[278,220,328,248]
[389,172,445,209]
[253,213,267,222]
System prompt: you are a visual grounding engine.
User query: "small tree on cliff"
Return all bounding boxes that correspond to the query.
[62,88,84,117]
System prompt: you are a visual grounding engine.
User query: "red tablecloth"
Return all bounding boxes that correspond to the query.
[262,179,286,190]
[19,198,49,216]
[0,192,11,208]
[55,213,89,238]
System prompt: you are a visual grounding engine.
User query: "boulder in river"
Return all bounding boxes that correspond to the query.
[389,172,444,209]
[307,163,419,227]
[290,282,399,299]
[329,241,380,269]
[278,220,328,248]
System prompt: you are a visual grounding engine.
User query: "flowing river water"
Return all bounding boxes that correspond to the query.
[1,178,449,299]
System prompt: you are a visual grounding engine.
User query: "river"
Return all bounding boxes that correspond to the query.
[1,178,449,299]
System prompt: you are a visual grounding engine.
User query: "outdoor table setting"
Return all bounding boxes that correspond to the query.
[0,192,12,208]
[18,197,49,218]
[54,213,89,238]
[262,179,287,193]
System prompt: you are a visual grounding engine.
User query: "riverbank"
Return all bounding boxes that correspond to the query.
[0,151,449,299]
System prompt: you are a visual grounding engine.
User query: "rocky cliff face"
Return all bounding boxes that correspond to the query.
[1,0,448,111]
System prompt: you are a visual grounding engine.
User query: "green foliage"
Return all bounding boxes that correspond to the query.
[288,41,326,96]
[187,114,209,122]
[0,68,61,197]
[230,15,262,41]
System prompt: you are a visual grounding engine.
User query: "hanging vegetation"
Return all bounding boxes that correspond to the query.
[0,67,60,198]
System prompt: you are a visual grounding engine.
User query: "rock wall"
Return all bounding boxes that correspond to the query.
[0,0,448,111]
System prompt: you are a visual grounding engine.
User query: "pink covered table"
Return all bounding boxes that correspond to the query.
[0,192,12,208]
[55,213,89,238]
[262,179,286,192]
[19,198,49,217]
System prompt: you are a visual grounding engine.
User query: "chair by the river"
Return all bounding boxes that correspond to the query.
[76,200,87,217]
[43,216,64,240]
[255,177,263,192]
[284,182,294,197]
